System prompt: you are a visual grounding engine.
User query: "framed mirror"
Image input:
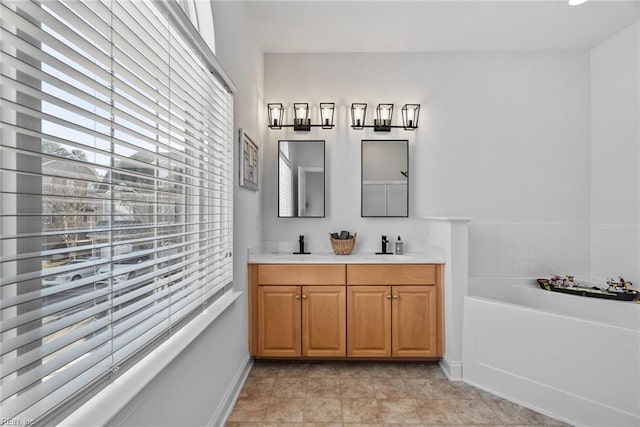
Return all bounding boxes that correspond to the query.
[361,139,408,217]
[278,140,325,218]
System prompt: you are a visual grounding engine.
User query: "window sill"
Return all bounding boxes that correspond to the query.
[58,291,242,427]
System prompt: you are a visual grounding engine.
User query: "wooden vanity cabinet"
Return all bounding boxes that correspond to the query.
[251,264,346,357]
[249,263,443,359]
[346,264,442,358]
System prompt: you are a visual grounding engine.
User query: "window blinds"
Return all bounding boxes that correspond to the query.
[0,0,234,423]
[278,152,294,217]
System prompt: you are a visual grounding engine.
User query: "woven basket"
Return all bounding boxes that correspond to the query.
[330,233,356,255]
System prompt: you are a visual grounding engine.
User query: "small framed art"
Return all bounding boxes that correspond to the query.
[239,129,259,191]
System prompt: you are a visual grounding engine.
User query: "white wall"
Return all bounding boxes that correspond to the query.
[590,21,640,283]
[263,52,591,254]
[109,3,263,425]
[469,21,640,283]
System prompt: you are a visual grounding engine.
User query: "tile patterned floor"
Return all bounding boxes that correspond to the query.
[226,361,571,426]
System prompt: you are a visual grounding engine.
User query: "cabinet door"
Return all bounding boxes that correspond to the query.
[347,286,391,357]
[258,286,301,357]
[302,286,346,357]
[392,285,438,357]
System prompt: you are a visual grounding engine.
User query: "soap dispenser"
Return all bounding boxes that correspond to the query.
[395,236,404,255]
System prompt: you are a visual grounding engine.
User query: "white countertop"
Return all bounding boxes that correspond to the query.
[248,251,445,264]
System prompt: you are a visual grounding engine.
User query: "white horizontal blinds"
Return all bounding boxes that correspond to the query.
[157,15,233,334]
[0,0,234,423]
[108,0,174,367]
[196,48,233,310]
[1,2,116,423]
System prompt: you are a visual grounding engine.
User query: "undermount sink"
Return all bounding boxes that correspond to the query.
[267,253,308,259]
[266,253,328,259]
[361,254,415,261]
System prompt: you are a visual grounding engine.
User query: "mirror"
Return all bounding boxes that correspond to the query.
[361,139,408,217]
[278,140,325,218]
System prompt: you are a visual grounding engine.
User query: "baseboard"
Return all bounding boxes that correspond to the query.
[439,356,463,381]
[208,353,253,427]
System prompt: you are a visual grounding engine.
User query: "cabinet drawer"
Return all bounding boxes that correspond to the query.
[347,264,436,285]
[258,264,346,285]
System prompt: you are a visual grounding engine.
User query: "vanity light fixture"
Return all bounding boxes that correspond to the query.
[319,103,335,129]
[267,102,335,131]
[402,104,420,130]
[375,103,394,131]
[350,103,420,131]
[268,103,284,129]
[351,103,367,129]
[293,103,310,131]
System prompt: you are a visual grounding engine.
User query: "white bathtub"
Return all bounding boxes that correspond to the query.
[463,277,640,427]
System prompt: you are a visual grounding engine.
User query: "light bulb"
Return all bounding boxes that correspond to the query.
[406,109,415,121]
[321,108,332,126]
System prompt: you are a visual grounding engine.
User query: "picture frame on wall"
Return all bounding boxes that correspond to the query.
[239,129,259,191]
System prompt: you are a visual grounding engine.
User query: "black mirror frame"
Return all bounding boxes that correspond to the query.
[278,139,326,218]
[361,139,409,218]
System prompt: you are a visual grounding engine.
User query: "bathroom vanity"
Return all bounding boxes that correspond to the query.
[248,254,444,360]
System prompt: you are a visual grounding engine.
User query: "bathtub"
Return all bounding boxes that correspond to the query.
[463,277,640,427]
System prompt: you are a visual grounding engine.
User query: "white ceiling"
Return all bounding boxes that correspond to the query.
[243,0,640,52]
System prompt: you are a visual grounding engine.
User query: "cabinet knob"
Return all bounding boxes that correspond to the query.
[386,294,391,300]
[302,294,307,300]
[295,295,300,300]
[393,295,398,300]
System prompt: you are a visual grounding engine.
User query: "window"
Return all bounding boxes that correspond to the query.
[0,1,234,423]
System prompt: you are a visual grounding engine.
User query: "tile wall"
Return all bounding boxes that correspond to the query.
[469,223,591,279]
[591,224,640,283]
[470,222,640,284]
